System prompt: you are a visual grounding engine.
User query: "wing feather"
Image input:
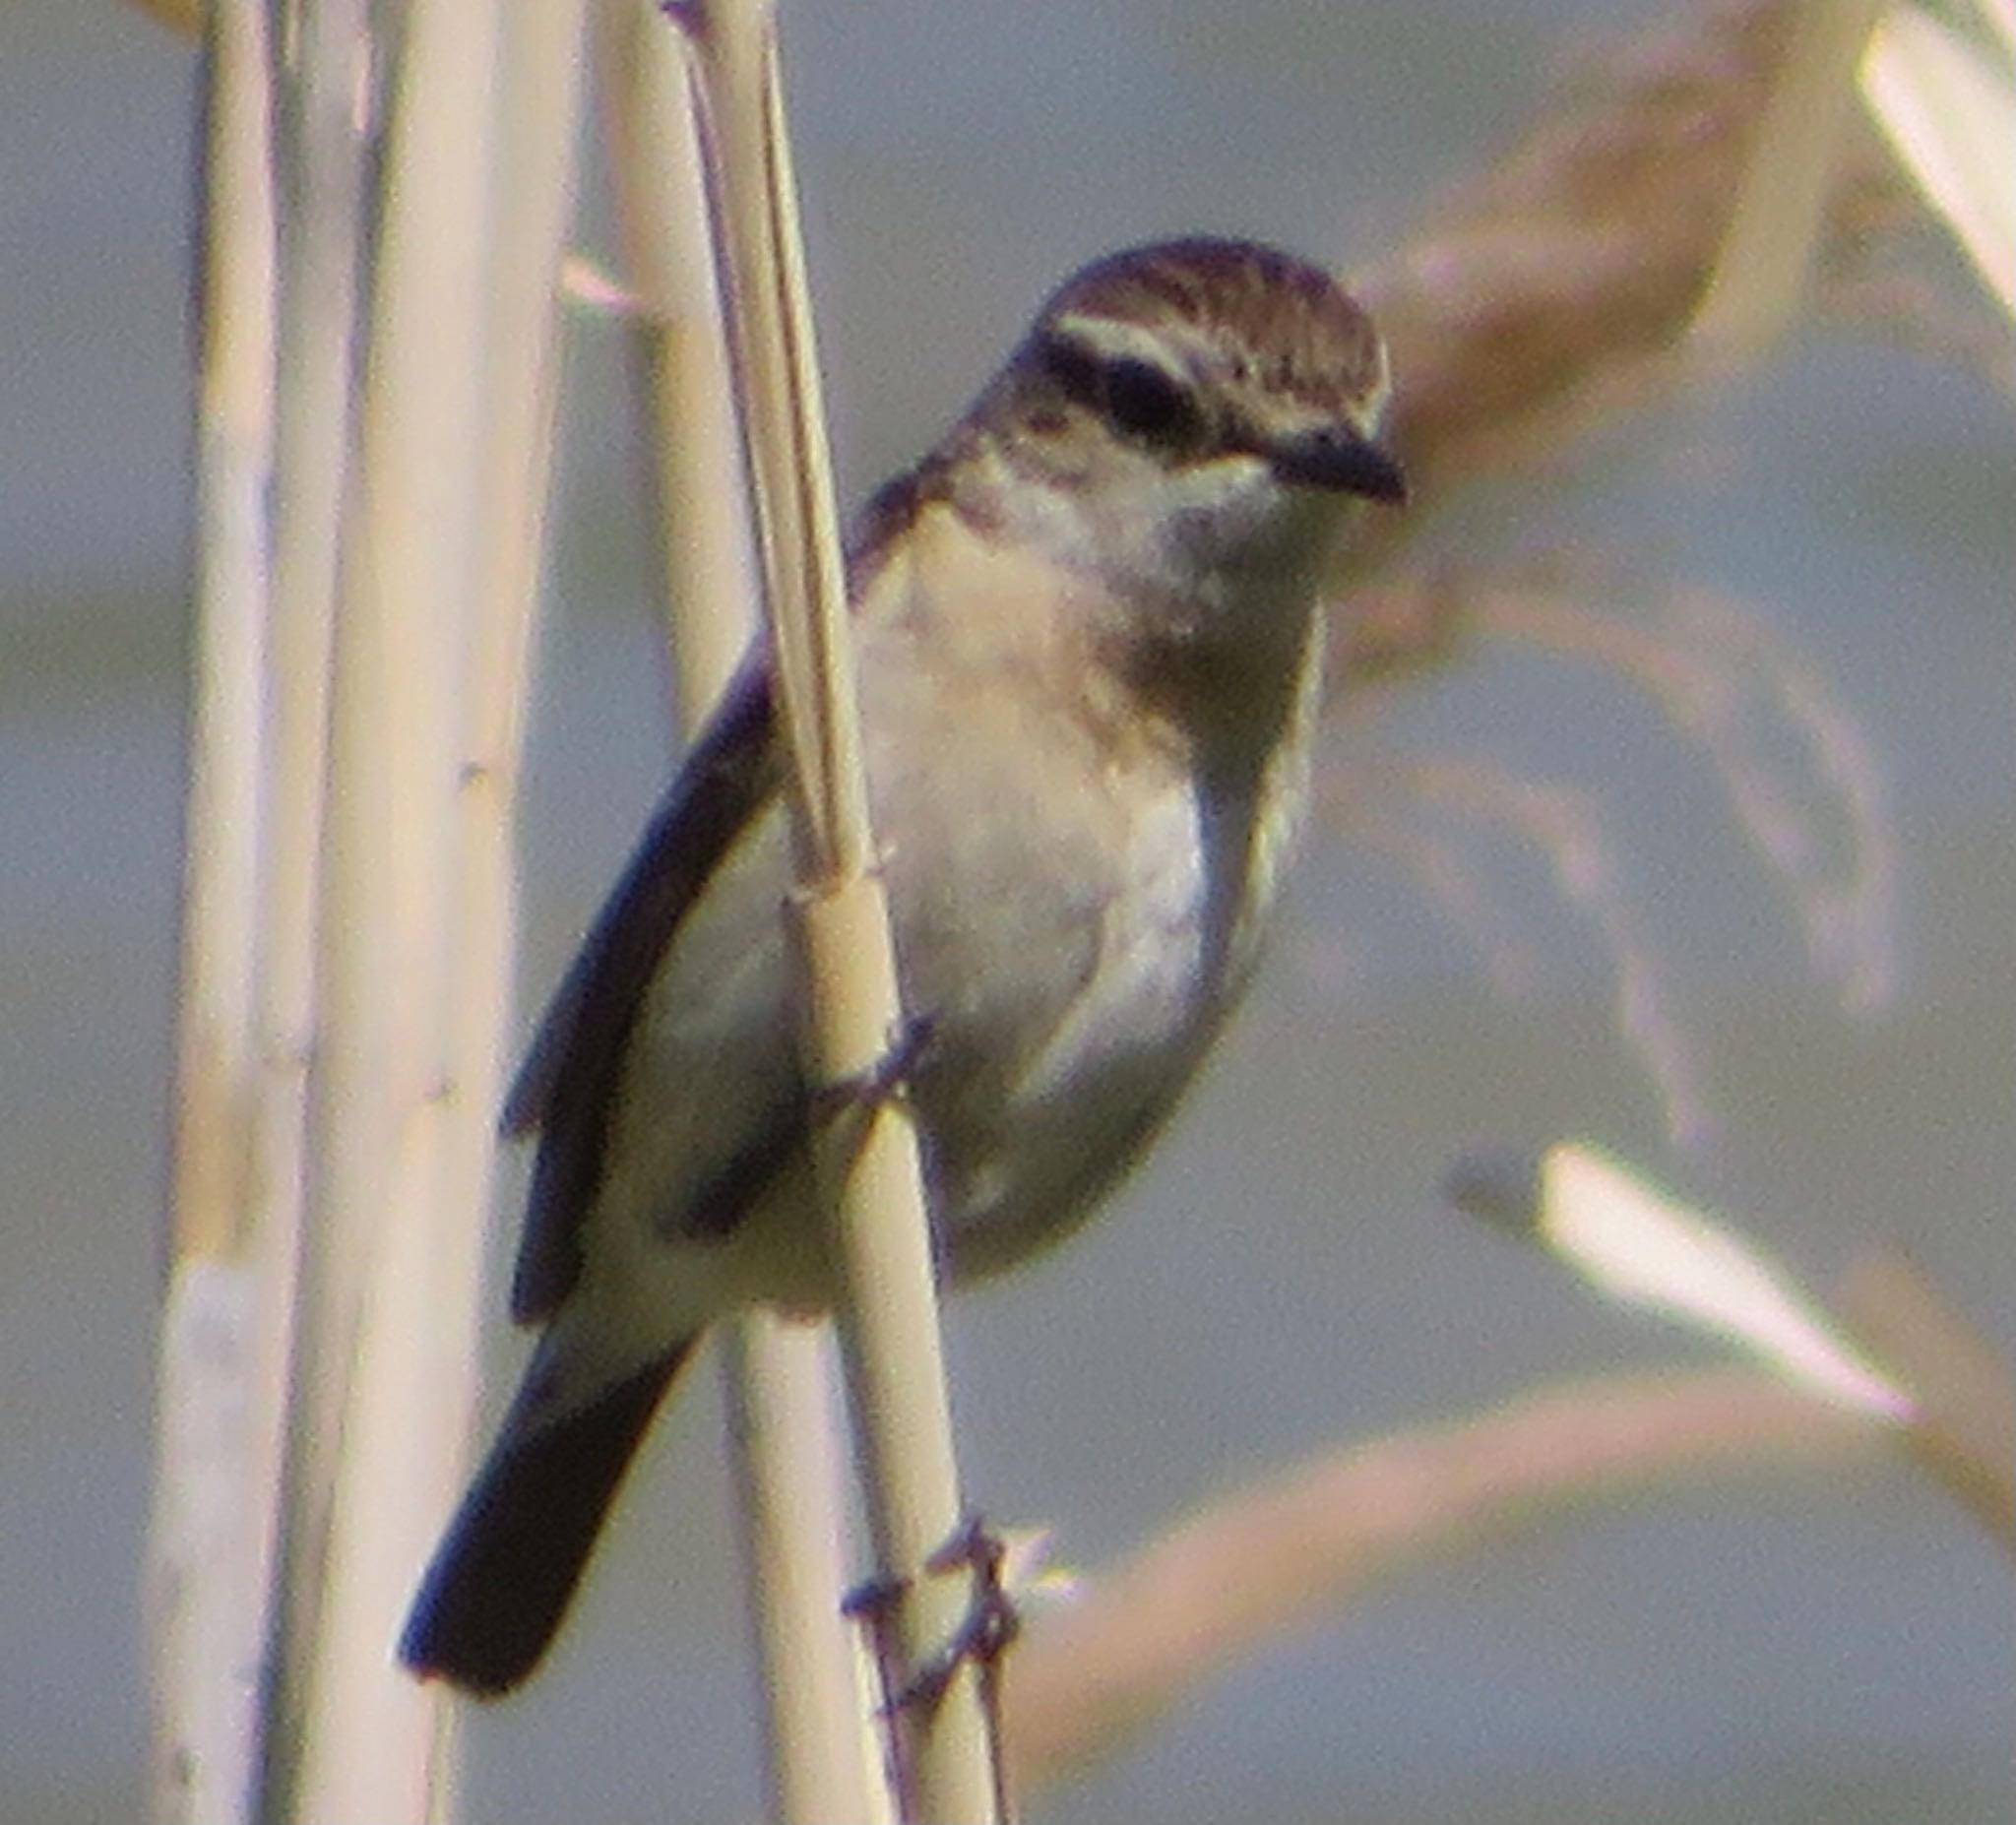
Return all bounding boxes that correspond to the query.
[505,471,933,1325]
[507,661,781,1322]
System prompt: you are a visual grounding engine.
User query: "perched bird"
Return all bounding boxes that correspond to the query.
[401,237,1406,1694]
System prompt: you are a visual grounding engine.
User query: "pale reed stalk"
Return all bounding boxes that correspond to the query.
[673,0,1001,1814]
[148,0,275,1813]
[256,0,521,1816]
[596,4,876,1817]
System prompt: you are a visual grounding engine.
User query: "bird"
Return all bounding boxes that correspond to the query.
[400,236,1407,1695]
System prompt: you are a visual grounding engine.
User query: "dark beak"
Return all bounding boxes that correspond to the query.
[1267,423,1409,504]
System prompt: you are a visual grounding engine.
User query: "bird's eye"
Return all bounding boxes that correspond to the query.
[1099,358,1200,446]
[1040,337,1200,450]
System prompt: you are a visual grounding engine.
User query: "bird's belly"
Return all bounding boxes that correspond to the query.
[897,775,1229,1281]
[580,645,1306,1346]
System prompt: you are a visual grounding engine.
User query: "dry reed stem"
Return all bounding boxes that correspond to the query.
[674,3,996,1815]
[259,0,509,1814]
[597,3,875,1813]
[417,10,594,1819]
[1839,1249,2016,1551]
[1691,0,1889,352]
[149,0,275,1813]
[1001,1369,1886,1798]
[223,10,377,1823]
[1352,0,1902,524]
[596,0,762,712]
[167,0,273,1268]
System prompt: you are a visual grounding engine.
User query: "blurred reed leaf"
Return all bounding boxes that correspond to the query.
[1449,1142,1917,1422]
[1860,2,2016,318]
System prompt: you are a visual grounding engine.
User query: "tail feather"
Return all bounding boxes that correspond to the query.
[400,1343,694,1696]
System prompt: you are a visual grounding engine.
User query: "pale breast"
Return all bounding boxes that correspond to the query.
[851,499,1325,1278]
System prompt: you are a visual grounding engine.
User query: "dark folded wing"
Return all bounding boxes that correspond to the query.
[506,657,782,1323]
[502,467,934,1326]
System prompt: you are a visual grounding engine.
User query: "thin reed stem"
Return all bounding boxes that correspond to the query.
[674,0,1001,1814]
[597,4,876,1816]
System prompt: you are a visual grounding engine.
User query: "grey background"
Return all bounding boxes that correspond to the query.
[3,2,2009,1820]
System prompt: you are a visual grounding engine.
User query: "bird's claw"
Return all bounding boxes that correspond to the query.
[842,1510,1020,1719]
[891,1513,1021,1714]
[809,1011,938,1128]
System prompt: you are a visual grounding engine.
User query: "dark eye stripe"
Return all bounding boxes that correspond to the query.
[1101,358,1200,444]
[1039,335,1202,450]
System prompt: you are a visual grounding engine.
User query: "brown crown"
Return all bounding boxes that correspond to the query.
[1035,237,1387,420]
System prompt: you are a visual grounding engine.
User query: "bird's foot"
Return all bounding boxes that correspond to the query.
[841,1509,1021,1717]
[809,1011,938,1126]
[902,1512,1022,1715]
[843,1512,1020,1819]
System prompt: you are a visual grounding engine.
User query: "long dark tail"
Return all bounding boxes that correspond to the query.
[399,1342,695,1696]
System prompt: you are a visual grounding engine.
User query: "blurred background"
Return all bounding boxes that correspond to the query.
[2,1,2009,1820]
